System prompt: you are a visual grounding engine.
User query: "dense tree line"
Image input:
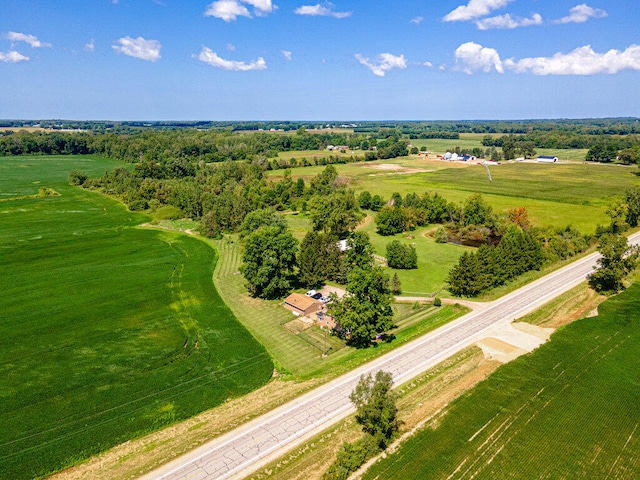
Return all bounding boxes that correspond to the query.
[481,131,640,161]
[447,226,544,296]
[0,127,407,162]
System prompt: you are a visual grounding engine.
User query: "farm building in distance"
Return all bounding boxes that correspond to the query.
[283,293,322,316]
[537,155,558,163]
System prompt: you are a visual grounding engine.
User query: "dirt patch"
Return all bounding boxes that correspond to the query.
[284,318,313,334]
[512,321,553,341]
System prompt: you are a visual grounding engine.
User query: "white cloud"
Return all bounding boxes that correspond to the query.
[454,41,503,73]
[205,0,250,21]
[244,0,274,15]
[475,13,542,30]
[444,0,512,22]
[423,61,433,68]
[226,43,236,51]
[505,44,640,75]
[410,16,423,24]
[112,36,161,62]
[204,0,274,21]
[84,39,95,52]
[555,4,607,24]
[5,31,51,48]
[281,50,292,60]
[355,53,407,77]
[294,3,351,19]
[197,47,267,71]
[0,50,29,63]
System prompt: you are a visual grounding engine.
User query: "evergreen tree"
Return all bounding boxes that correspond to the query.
[298,231,326,288]
[391,273,402,294]
[447,252,481,297]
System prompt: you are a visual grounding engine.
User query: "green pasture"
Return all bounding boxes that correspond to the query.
[364,281,640,480]
[270,159,639,233]
[358,217,471,296]
[352,161,633,232]
[0,156,272,479]
[409,136,485,153]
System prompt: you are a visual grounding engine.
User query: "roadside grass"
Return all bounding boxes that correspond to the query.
[517,282,605,328]
[0,156,273,480]
[363,282,640,480]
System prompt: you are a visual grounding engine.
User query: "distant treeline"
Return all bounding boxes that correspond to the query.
[0,129,406,165]
[3,119,640,164]
[3,117,640,135]
[481,131,640,152]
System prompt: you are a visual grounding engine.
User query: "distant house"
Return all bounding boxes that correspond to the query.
[537,155,558,163]
[461,155,476,162]
[283,293,322,316]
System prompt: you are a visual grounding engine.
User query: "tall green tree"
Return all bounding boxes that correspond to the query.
[447,251,482,297]
[589,234,639,293]
[346,231,375,271]
[349,371,400,449]
[309,190,364,239]
[240,224,298,299]
[625,187,640,227]
[375,205,405,236]
[462,193,493,227]
[239,208,287,238]
[386,240,417,269]
[297,231,327,288]
[329,266,393,346]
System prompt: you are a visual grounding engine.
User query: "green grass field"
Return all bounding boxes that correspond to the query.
[0,156,273,479]
[358,217,472,296]
[364,281,640,480]
[269,157,639,233]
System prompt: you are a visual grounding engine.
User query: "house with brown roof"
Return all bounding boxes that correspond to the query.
[283,293,322,317]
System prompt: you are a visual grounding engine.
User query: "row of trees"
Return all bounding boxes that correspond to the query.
[447,226,545,296]
[0,127,408,163]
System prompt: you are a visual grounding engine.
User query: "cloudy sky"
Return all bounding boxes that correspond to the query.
[1,0,638,120]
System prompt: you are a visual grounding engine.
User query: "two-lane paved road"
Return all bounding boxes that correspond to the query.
[144,231,640,480]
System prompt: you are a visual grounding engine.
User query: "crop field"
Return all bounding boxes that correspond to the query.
[0,156,273,479]
[364,282,640,480]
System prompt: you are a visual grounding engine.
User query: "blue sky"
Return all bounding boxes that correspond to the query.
[1,0,639,120]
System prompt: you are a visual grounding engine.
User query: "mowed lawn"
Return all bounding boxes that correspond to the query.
[358,216,472,296]
[0,156,273,479]
[364,282,640,480]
